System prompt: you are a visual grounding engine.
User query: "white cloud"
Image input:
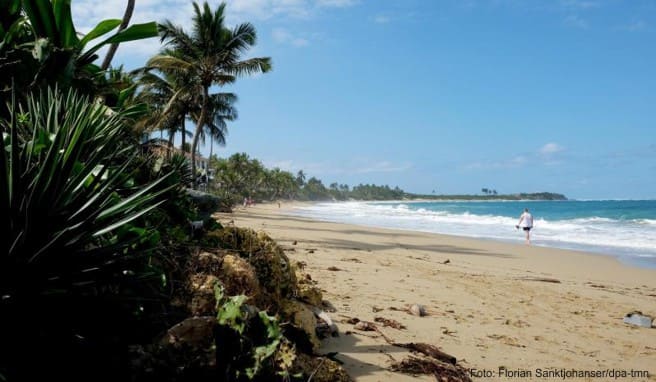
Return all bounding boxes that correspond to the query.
[316,0,358,7]
[465,156,527,170]
[263,158,412,175]
[618,20,648,32]
[564,14,589,29]
[272,27,310,47]
[72,0,356,64]
[352,161,412,174]
[373,14,390,24]
[560,0,599,10]
[539,143,564,155]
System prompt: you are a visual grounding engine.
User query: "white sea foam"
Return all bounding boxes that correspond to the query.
[291,202,656,263]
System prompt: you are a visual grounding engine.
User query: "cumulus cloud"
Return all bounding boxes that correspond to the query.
[464,156,527,170]
[71,0,356,61]
[618,20,648,32]
[560,0,599,10]
[316,0,358,7]
[263,158,412,175]
[564,14,589,29]
[539,143,564,155]
[272,28,310,47]
[373,14,390,24]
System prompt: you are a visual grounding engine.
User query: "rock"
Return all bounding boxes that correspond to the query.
[409,304,427,317]
[294,263,323,306]
[219,254,260,300]
[186,188,223,218]
[189,274,219,316]
[211,227,297,309]
[623,312,654,328]
[282,301,321,351]
[313,307,338,337]
[194,251,223,273]
[161,316,215,346]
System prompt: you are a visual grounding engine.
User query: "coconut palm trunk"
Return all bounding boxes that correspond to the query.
[101,0,135,70]
[191,86,209,188]
[180,119,186,151]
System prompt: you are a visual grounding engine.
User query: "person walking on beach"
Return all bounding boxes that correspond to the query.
[516,208,534,245]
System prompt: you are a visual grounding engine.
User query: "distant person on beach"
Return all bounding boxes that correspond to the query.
[516,208,534,245]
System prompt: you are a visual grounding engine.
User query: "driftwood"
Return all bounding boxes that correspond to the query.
[517,276,561,284]
[394,342,457,365]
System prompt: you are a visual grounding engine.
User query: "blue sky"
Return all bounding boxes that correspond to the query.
[74,0,656,199]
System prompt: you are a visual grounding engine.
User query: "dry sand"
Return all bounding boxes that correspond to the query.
[215,202,656,381]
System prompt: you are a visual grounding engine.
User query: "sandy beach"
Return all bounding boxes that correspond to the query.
[215,202,656,381]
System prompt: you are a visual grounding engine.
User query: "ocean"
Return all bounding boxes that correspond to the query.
[290,200,656,269]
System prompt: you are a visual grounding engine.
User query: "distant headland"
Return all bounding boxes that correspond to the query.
[405,192,568,201]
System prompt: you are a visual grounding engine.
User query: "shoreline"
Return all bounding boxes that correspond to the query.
[283,200,656,271]
[216,202,656,381]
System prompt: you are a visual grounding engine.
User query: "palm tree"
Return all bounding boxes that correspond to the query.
[151,1,271,188]
[138,66,196,153]
[296,170,306,187]
[192,92,238,185]
[101,0,136,70]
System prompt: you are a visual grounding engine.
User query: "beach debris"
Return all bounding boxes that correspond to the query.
[313,307,339,338]
[409,304,427,317]
[291,353,352,382]
[372,306,384,313]
[395,342,457,365]
[341,257,363,263]
[343,317,360,325]
[354,321,377,331]
[374,316,406,330]
[390,356,472,382]
[293,240,298,245]
[517,276,561,284]
[443,259,451,264]
[327,266,342,271]
[623,311,654,328]
[441,327,457,336]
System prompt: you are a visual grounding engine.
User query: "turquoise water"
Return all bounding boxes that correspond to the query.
[293,200,656,269]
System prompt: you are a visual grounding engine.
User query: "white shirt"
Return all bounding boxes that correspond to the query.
[519,212,533,228]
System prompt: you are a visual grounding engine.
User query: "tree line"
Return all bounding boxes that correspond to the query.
[209,153,407,204]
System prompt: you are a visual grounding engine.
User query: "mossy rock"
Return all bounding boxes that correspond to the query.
[218,254,261,301]
[293,263,323,306]
[188,274,219,316]
[207,227,297,311]
[281,301,320,352]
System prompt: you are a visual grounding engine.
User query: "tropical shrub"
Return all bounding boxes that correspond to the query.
[0,88,174,381]
[0,0,158,118]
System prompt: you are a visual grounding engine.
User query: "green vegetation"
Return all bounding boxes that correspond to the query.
[1,1,348,381]
[207,153,566,203]
[148,2,271,188]
[0,1,563,381]
[209,153,407,203]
